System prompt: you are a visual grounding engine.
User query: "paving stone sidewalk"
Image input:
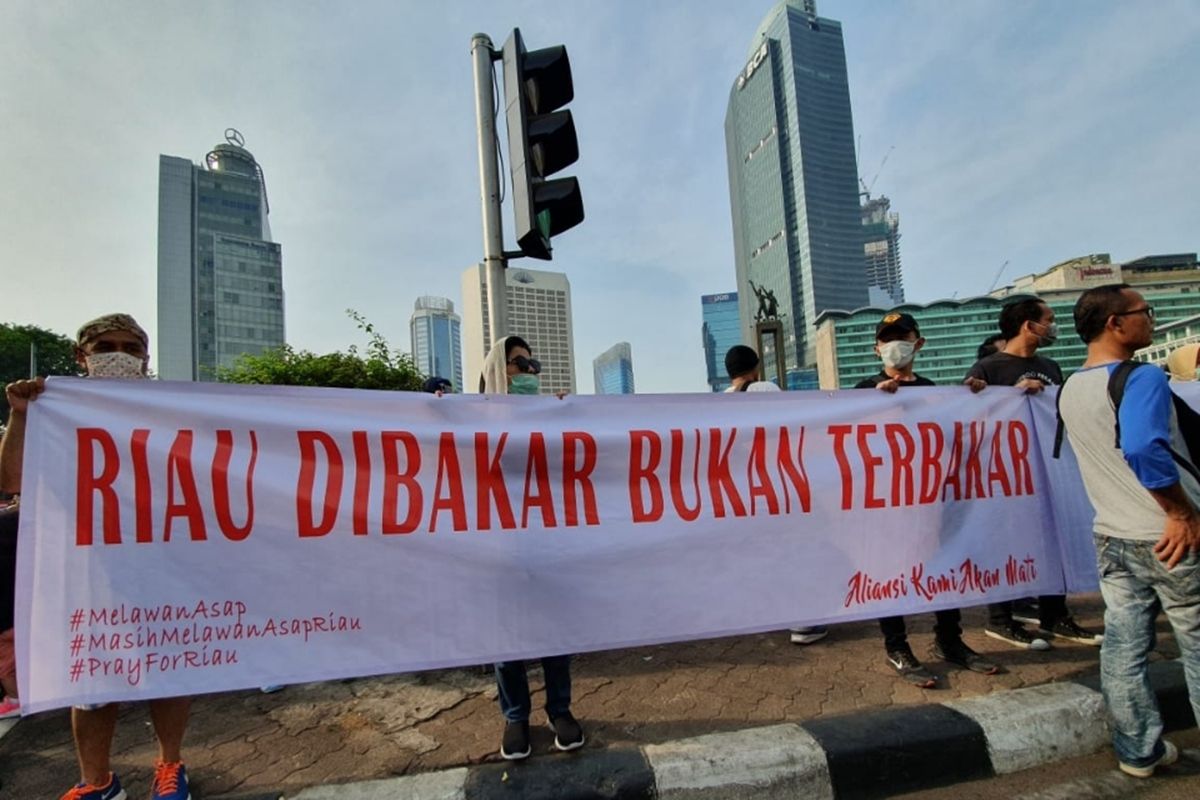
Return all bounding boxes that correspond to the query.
[0,596,1158,798]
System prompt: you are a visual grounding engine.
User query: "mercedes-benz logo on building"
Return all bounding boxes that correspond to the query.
[224,128,245,147]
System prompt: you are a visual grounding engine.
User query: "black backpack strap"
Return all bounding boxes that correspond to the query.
[1107,360,1143,449]
[1052,374,1069,458]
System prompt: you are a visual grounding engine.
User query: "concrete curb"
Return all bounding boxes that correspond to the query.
[222,662,1195,800]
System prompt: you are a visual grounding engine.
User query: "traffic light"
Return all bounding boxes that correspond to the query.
[502,28,584,260]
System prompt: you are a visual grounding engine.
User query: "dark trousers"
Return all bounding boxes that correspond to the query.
[988,595,1068,629]
[880,609,962,652]
[495,655,572,723]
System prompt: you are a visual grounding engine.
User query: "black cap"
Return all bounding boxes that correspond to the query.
[724,345,760,379]
[423,376,453,394]
[875,312,919,339]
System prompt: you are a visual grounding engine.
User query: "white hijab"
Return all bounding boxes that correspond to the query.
[480,336,513,395]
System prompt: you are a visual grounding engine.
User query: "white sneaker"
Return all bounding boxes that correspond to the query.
[789,627,828,645]
[1119,740,1178,778]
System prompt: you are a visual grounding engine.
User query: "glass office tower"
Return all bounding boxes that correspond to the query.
[701,292,742,392]
[410,296,463,391]
[157,131,284,381]
[725,0,867,383]
[593,342,635,395]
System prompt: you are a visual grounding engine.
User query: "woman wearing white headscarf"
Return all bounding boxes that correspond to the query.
[479,335,541,395]
[480,335,585,761]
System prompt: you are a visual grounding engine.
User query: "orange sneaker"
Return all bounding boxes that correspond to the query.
[150,761,191,800]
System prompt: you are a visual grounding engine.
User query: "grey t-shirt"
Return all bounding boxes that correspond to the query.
[1059,364,1200,541]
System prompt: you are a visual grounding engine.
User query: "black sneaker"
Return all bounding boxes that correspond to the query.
[985,623,1051,651]
[1039,617,1103,646]
[886,648,938,688]
[549,711,585,751]
[932,639,1001,675]
[500,720,531,760]
[1011,599,1040,626]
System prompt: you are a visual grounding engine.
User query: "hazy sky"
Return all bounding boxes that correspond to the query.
[3,0,1197,392]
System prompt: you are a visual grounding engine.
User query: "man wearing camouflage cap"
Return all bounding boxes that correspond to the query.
[1,313,193,800]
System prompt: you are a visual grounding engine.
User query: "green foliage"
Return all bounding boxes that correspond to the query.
[217,310,425,391]
[0,323,79,420]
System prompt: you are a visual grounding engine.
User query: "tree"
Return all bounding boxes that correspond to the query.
[0,323,79,421]
[218,310,425,391]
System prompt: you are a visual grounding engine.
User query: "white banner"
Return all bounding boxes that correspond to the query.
[17,378,1101,712]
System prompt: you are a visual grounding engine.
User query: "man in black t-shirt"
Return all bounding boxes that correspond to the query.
[964,298,1103,650]
[862,313,1000,687]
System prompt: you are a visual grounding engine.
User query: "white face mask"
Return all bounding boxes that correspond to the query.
[86,352,147,379]
[878,340,916,369]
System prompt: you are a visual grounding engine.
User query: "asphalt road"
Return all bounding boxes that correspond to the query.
[896,727,1200,800]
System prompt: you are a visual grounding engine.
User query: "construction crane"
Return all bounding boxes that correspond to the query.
[988,259,1011,293]
[858,143,894,200]
[865,145,894,197]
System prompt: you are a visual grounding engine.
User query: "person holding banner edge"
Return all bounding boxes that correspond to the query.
[964,298,1103,650]
[0,314,193,800]
[858,313,1000,687]
[479,335,585,760]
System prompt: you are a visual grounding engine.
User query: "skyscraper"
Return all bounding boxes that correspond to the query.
[725,0,867,383]
[461,264,576,395]
[410,296,463,390]
[593,342,635,395]
[157,130,284,381]
[701,292,741,392]
[862,194,903,306]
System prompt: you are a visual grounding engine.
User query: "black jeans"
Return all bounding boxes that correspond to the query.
[880,609,962,653]
[988,595,1068,629]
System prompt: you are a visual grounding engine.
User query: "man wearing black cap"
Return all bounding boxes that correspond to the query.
[858,312,1000,687]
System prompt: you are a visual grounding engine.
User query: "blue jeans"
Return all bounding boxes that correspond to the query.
[1095,534,1200,767]
[494,655,572,723]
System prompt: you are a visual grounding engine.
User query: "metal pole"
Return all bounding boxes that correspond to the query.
[471,33,508,345]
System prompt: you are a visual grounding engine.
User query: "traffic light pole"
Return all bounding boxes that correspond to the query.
[470,33,509,343]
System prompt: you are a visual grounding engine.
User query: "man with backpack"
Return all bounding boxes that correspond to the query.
[964,298,1102,650]
[1058,284,1200,777]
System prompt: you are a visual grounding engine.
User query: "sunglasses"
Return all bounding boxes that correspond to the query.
[507,355,541,375]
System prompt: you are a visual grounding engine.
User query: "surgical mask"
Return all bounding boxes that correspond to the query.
[86,352,147,379]
[1032,321,1060,345]
[509,374,541,395]
[878,340,916,369]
